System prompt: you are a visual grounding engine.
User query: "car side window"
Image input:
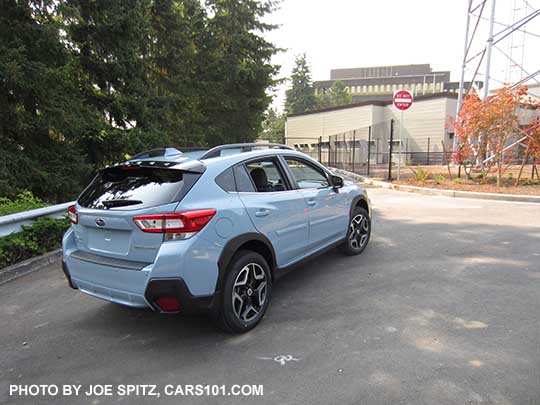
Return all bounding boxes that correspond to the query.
[285,158,330,189]
[233,164,256,192]
[215,167,236,192]
[245,159,288,192]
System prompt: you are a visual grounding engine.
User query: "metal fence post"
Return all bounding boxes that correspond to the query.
[343,133,347,170]
[427,137,430,165]
[367,126,372,176]
[328,137,332,167]
[388,119,394,181]
[334,136,338,168]
[352,131,356,173]
[318,136,322,163]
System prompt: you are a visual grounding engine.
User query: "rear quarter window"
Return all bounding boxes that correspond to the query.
[233,165,256,192]
[78,167,186,210]
[215,168,236,192]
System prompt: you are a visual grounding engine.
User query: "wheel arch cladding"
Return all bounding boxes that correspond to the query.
[350,195,369,218]
[216,233,277,291]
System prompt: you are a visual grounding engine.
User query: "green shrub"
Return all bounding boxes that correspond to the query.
[0,191,48,216]
[434,174,445,184]
[0,217,69,268]
[413,168,431,183]
[520,179,540,186]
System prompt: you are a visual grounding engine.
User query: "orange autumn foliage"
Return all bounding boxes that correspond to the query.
[452,86,527,186]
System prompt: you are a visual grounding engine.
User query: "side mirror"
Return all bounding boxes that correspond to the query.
[330,175,344,189]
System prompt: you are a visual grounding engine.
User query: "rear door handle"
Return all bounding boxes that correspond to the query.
[307,199,317,207]
[255,209,269,217]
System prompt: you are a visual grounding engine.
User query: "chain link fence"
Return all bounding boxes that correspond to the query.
[288,119,454,180]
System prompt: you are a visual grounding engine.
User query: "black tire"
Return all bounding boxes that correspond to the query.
[215,250,272,333]
[340,206,371,256]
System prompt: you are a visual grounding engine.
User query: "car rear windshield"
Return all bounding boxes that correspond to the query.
[78,167,185,210]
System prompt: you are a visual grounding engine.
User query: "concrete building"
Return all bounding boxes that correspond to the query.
[285,93,457,165]
[314,64,481,103]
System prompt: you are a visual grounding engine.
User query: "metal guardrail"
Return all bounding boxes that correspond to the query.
[0,201,75,237]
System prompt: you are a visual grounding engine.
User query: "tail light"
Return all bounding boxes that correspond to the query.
[133,209,216,240]
[68,205,78,224]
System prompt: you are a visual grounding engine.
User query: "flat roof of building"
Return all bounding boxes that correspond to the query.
[287,92,458,118]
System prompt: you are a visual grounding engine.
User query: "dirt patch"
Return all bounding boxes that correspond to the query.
[382,165,540,195]
[392,178,540,195]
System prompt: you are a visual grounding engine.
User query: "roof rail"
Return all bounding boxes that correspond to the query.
[200,143,294,159]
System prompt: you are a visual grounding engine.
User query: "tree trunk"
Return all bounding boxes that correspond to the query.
[515,143,530,186]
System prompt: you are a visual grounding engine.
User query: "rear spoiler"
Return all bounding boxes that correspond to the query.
[103,159,206,174]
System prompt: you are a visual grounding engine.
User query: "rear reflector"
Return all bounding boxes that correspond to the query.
[133,210,216,235]
[155,297,181,312]
[68,205,78,224]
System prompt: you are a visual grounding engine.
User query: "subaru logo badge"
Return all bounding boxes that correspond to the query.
[95,218,106,227]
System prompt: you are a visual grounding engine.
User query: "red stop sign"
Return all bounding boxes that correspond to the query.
[393,90,413,111]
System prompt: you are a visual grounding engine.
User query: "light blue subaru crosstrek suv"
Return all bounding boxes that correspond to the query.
[62,143,371,333]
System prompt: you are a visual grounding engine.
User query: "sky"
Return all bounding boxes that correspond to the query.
[264,0,540,111]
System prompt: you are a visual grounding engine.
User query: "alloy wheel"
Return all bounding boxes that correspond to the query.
[232,263,268,323]
[348,214,369,250]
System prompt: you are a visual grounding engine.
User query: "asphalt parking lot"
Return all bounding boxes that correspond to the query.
[1,187,540,405]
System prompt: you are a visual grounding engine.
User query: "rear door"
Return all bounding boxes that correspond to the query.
[74,165,197,263]
[236,157,309,267]
[282,156,349,250]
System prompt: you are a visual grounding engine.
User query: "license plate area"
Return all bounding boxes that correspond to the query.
[87,228,131,255]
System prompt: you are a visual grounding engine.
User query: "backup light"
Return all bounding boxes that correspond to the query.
[68,205,78,224]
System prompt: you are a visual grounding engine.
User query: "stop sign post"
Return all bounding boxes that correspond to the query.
[393,90,413,180]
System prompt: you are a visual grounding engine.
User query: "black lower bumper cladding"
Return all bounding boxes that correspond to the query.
[144,278,214,314]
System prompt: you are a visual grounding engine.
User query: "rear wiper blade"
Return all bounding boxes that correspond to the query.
[102,199,143,208]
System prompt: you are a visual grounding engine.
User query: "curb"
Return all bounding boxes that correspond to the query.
[332,168,540,204]
[0,249,62,286]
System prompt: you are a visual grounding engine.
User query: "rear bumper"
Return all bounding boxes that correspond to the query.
[62,249,216,313]
[62,255,151,308]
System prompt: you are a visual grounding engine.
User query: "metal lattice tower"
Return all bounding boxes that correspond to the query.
[504,0,528,83]
[456,0,540,114]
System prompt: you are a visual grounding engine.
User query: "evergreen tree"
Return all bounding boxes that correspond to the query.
[201,0,280,146]
[1,0,280,201]
[260,108,285,143]
[148,0,208,147]
[0,0,93,200]
[285,54,316,115]
[61,0,157,164]
[317,80,352,108]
